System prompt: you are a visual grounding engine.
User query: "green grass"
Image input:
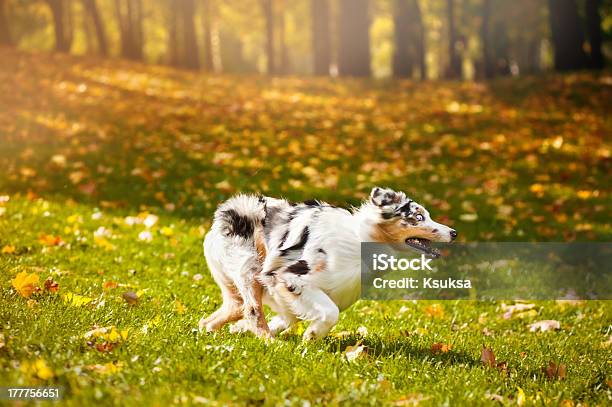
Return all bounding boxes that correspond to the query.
[0,49,610,405]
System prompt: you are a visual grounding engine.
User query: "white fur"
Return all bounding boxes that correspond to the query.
[199,187,455,340]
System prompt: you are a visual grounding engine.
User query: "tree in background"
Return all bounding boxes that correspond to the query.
[82,0,107,56]
[45,0,73,52]
[311,0,331,75]
[548,0,587,71]
[480,0,493,78]
[585,0,604,69]
[202,0,214,71]
[338,0,370,77]
[392,0,426,79]
[0,0,12,46]
[114,0,143,60]
[180,0,199,69]
[277,0,289,74]
[167,1,179,66]
[446,0,462,78]
[261,0,275,74]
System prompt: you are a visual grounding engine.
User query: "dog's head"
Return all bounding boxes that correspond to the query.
[367,187,457,256]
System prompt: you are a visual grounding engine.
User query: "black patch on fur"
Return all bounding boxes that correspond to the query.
[221,209,254,239]
[398,200,413,215]
[278,230,289,249]
[303,199,321,207]
[382,212,395,220]
[286,260,310,275]
[318,248,326,254]
[280,227,309,256]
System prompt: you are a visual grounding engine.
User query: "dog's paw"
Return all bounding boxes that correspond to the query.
[268,316,290,335]
[198,317,207,333]
[302,327,321,341]
[228,319,250,334]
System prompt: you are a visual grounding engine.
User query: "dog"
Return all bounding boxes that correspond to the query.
[198,187,457,340]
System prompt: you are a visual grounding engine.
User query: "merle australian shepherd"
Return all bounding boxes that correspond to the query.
[199,187,457,340]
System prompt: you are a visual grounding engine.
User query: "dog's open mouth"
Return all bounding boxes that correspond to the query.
[404,238,440,258]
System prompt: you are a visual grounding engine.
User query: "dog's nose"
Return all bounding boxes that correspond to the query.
[450,230,458,241]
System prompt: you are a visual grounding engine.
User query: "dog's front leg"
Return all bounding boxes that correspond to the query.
[288,286,339,340]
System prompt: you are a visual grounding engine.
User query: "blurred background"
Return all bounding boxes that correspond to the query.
[1,0,610,78]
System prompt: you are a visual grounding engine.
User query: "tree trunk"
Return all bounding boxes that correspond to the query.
[414,0,426,80]
[202,0,214,71]
[548,0,587,71]
[311,0,331,75]
[0,0,12,46]
[261,0,275,74]
[180,0,199,69]
[480,0,493,78]
[82,0,107,55]
[338,0,370,77]
[585,0,604,69]
[115,0,143,60]
[446,0,461,79]
[133,0,143,60]
[393,0,412,78]
[46,0,72,52]
[167,0,179,66]
[278,0,289,74]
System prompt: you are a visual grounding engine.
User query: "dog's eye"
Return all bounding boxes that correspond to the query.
[415,214,424,222]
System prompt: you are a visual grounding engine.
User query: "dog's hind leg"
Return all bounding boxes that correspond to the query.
[198,267,243,333]
[234,275,271,338]
[199,233,244,333]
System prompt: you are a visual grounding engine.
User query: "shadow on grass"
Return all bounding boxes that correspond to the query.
[281,333,479,367]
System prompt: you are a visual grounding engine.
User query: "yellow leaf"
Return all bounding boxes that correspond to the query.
[160,226,174,236]
[2,244,16,254]
[516,387,526,406]
[34,359,54,380]
[174,299,186,314]
[62,292,93,306]
[345,341,366,362]
[12,272,39,298]
[423,303,445,318]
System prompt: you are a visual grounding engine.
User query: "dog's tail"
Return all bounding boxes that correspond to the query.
[212,194,267,241]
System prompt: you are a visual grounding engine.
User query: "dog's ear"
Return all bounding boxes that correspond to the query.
[370,187,402,207]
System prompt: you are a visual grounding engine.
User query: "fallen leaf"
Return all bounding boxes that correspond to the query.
[393,393,430,406]
[20,359,54,380]
[103,281,119,290]
[331,331,352,339]
[1,244,16,254]
[38,233,62,246]
[544,361,567,380]
[122,290,139,305]
[345,341,366,362]
[423,303,445,318]
[12,271,39,298]
[174,299,186,314]
[516,387,526,406]
[62,292,93,306]
[529,320,560,332]
[357,326,368,336]
[501,302,535,319]
[431,342,452,354]
[86,362,123,375]
[44,276,59,293]
[481,347,496,368]
[459,213,478,222]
